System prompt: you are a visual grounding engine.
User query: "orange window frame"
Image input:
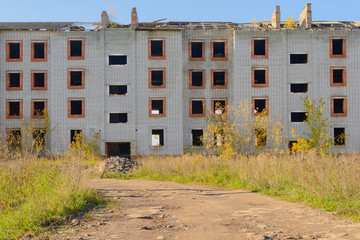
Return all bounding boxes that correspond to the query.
[68,68,85,89]
[149,68,166,88]
[6,71,23,91]
[252,97,269,116]
[189,98,206,117]
[331,96,347,117]
[148,39,165,60]
[6,100,23,119]
[31,40,47,62]
[68,98,85,118]
[67,38,85,60]
[189,40,205,61]
[251,38,268,59]
[6,41,23,62]
[330,37,346,58]
[31,70,47,90]
[251,67,269,87]
[330,67,346,87]
[211,40,228,61]
[149,98,166,117]
[211,70,228,89]
[31,99,47,119]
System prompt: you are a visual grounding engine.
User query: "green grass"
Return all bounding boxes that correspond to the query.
[0,156,104,240]
[109,153,360,220]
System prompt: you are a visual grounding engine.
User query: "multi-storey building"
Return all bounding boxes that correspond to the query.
[0,4,359,157]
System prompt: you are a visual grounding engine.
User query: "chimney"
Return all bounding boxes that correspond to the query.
[271,6,281,29]
[101,11,110,28]
[131,7,138,27]
[299,3,312,28]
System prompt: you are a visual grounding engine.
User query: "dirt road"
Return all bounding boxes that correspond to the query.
[52,179,360,240]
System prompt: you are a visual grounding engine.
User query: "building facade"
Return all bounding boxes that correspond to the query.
[0,4,359,156]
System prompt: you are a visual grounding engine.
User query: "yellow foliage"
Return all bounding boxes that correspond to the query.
[284,16,296,28]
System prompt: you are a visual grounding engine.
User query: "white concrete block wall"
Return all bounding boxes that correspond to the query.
[1,27,359,155]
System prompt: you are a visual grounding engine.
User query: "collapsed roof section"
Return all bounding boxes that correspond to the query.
[1,4,360,32]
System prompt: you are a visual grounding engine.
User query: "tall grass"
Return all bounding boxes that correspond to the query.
[0,155,103,239]
[120,153,360,220]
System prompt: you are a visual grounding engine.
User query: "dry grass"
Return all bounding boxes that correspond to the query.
[0,155,104,239]
[117,153,360,220]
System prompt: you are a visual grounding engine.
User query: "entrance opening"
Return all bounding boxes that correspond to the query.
[106,142,131,158]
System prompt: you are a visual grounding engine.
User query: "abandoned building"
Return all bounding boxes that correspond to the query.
[0,3,359,157]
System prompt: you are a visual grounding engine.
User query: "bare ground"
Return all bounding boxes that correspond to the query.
[51,179,360,240]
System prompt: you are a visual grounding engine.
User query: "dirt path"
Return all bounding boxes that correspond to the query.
[52,179,360,240]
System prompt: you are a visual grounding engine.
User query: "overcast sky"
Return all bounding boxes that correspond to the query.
[0,0,358,23]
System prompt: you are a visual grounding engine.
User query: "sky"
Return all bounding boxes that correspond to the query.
[0,0,358,24]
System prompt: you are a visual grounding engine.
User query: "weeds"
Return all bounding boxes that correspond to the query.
[122,153,360,220]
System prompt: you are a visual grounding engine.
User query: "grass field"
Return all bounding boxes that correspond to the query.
[107,153,360,220]
[0,155,104,240]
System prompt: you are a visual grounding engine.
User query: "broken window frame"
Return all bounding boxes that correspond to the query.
[189,40,205,61]
[6,41,23,62]
[331,96,347,117]
[31,40,47,62]
[151,129,165,147]
[211,99,228,115]
[330,67,346,86]
[189,98,206,117]
[31,70,47,90]
[68,68,85,89]
[149,68,166,88]
[148,38,165,60]
[109,113,128,124]
[68,98,85,118]
[109,55,127,65]
[189,70,205,89]
[251,67,268,87]
[6,100,23,119]
[6,71,23,91]
[31,99,47,119]
[330,37,346,58]
[211,70,228,89]
[67,38,85,60]
[290,83,308,93]
[211,40,227,61]
[109,85,127,96]
[251,38,268,59]
[252,97,269,116]
[149,98,166,118]
[290,112,307,123]
[334,128,345,146]
[191,129,204,147]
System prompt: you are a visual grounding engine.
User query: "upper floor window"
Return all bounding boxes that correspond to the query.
[330,67,346,86]
[211,70,228,89]
[109,55,127,65]
[149,98,166,117]
[189,41,204,61]
[68,69,85,89]
[252,67,268,87]
[290,83,308,93]
[330,37,346,58]
[290,54,308,64]
[31,41,47,62]
[68,98,85,118]
[331,97,347,117]
[68,39,84,60]
[6,71,22,91]
[212,99,228,115]
[252,97,269,116]
[190,99,205,117]
[149,68,166,88]
[6,100,23,119]
[251,38,268,58]
[149,39,165,60]
[211,40,227,60]
[31,99,47,119]
[109,85,127,96]
[6,41,22,62]
[189,70,205,89]
[31,71,47,90]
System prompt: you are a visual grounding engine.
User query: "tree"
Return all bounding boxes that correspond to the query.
[291,97,332,155]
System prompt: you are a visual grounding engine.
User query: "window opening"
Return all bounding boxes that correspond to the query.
[151,100,164,115]
[192,130,203,146]
[33,101,45,117]
[9,102,20,116]
[190,42,203,59]
[332,69,344,84]
[213,72,225,86]
[70,71,83,86]
[70,100,83,115]
[255,128,266,147]
[70,40,82,57]
[33,43,45,59]
[290,54,308,64]
[152,129,164,146]
[332,39,343,55]
[254,99,266,114]
[291,112,307,122]
[32,129,46,148]
[191,101,204,115]
[288,141,298,152]
[333,99,344,114]
[334,128,345,146]
[33,73,45,88]
[70,130,82,144]
[213,100,226,114]
[191,71,204,87]
[213,42,225,58]
[110,113,128,123]
[253,40,266,56]
[106,142,131,158]
[9,43,20,59]
[9,73,20,88]
[7,130,21,150]
[109,55,127,65]
[254,69,266,85]
[151,70,164,86]
[150,40,163,57]
[109,85,127,95]
[290,84,308,93]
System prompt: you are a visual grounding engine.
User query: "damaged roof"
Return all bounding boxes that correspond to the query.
[1,21,360,31]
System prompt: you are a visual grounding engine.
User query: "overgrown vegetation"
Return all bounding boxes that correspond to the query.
[119,153,360,220]
[0,114,104,239]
